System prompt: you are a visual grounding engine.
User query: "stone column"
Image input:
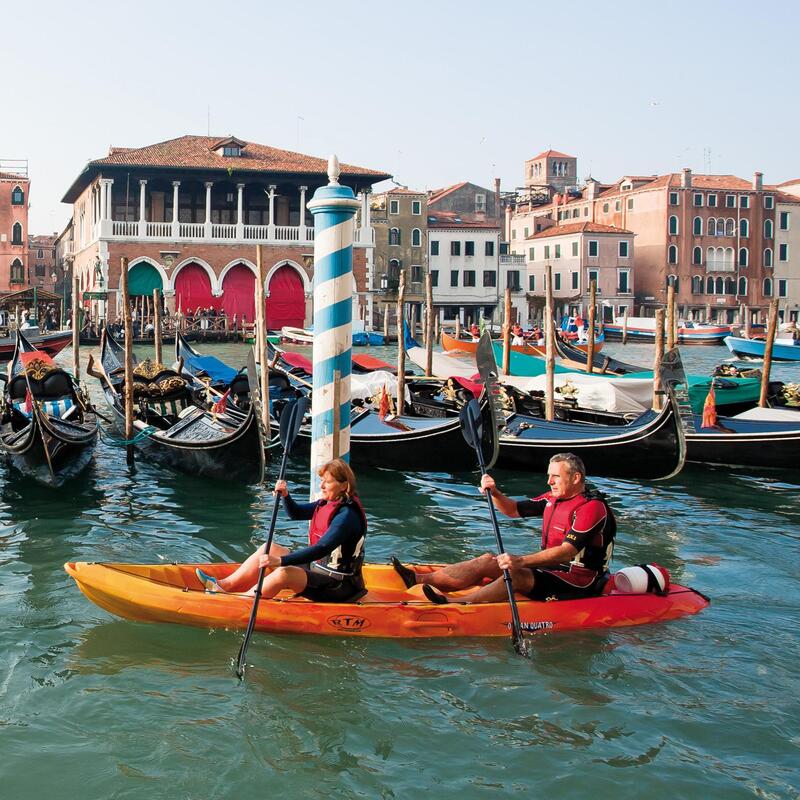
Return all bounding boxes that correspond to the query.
[236,183,245,239]
[171,181,180,238]
[105,179,114,219]
[204,182,213,239]
[298,185,307,241]
[267,184,276,239]
[138,180,147,238]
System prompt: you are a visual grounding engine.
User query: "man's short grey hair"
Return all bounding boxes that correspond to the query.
[549,452,586,478]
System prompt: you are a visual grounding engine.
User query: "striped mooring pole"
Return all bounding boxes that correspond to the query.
[307,155,360,497]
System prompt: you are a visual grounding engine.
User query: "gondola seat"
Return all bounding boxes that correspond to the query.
[12,396,74,419]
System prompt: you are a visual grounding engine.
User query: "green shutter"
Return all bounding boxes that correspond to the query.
[127,263,164,296]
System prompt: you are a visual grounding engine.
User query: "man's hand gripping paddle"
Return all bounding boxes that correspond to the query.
[460,331,530,657]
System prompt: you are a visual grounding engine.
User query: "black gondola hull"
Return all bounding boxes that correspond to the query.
[495,395,685,480]
[1,414,97,487]
[686,419,800,470]
[99,331,265,483]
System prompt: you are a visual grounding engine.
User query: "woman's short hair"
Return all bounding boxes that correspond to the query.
[318,458,357,499]
[549,452,586,478]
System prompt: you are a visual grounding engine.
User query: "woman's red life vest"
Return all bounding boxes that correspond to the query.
[308,495,368,544]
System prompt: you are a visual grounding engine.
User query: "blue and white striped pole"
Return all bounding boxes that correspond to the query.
[307,155,360,497]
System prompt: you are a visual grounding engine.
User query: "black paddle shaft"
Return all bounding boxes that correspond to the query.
[235,396,308,678]
[463,404,527,655]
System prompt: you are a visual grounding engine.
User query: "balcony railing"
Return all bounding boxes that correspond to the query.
[500,254,526,265]
[96,219,364,246]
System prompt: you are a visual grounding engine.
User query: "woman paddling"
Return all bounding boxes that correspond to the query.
[196,459,367,602]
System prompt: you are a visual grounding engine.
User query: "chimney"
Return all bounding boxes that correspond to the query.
[585,178,598,200]
[681,168,692,189]
[753,171,763,191]
[494,177,501,222]
[504,203,512,243]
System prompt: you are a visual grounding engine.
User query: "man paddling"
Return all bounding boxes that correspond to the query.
[391,452,616,604]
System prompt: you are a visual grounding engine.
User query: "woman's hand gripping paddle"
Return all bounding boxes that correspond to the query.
[235,394,309,679]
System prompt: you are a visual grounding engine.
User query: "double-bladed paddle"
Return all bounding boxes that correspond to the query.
[461,331,529,657]
[235,394,309,679]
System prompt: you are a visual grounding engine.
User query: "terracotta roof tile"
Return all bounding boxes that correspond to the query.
[427,181,469,205]
[528,222,632,239]
[428,210,499,229]
[529,149,575,161]
[385,187,426,195]
[776,178,800,187]
[63,135,391,202]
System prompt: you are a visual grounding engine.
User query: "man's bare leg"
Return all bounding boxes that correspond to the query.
[418,553,502,591]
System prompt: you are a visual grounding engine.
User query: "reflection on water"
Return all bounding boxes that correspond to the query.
[0,341,798,797]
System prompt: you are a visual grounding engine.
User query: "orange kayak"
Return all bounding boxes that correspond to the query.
[64,561,708,639]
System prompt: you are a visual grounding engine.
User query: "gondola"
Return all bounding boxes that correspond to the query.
[91,329,265,483]
[0,330,97,486]
[685,407,800,470]
[496,385,685,479]
[175,330,255,405]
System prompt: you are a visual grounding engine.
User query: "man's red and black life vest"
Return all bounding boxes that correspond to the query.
[537,490,616,575]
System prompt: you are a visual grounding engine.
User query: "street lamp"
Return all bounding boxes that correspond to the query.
[380,273,388,292]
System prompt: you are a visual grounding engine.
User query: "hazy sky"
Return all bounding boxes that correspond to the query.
[5,0,798,233]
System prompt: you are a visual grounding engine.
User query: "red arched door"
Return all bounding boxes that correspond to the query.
[174,263,216,315]
[266,265,305,330]
[220,264,255,322]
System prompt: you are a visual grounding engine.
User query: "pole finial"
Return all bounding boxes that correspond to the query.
[327,154,341,186]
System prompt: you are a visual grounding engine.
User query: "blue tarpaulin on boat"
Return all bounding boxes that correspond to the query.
[184,353,239,384]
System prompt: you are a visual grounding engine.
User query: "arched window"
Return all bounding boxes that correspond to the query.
[11,222,23,244]
[725,277,736,295]
[708,217,717,236]
[707,247,716,270]
[10,258,24,283]
[739,247,748,267]
[552,162,559,176]
[668,215,679,235]
[668,244,678,264]
[388,259,400,279]
[725,248,735,270]
[725,218,735,236]
[739,218,749,237]
[764,219,773,238]
[764,247,773,267]
[389,227,401,246]
[738,277,747,296]
[11,185,24,205]
[715,277,724,294]
[763,278,773,297]
[693,216,703,235]
[666,274,679,292]
[411,228,422,248]
[692,246,702,265]
[706,276,715,294]
[692,275,703,294]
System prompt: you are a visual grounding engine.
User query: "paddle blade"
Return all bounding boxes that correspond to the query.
[279,395,309,454]
[475,331,502,471]
[459,399,483,452]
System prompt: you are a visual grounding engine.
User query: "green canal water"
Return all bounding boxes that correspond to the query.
[0,341,798,798]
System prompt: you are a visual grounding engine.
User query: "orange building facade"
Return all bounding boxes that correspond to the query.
[0,167,31,291]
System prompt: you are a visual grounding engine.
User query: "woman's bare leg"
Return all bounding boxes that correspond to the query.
[243,565,307,599]
[218,543,291,591]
